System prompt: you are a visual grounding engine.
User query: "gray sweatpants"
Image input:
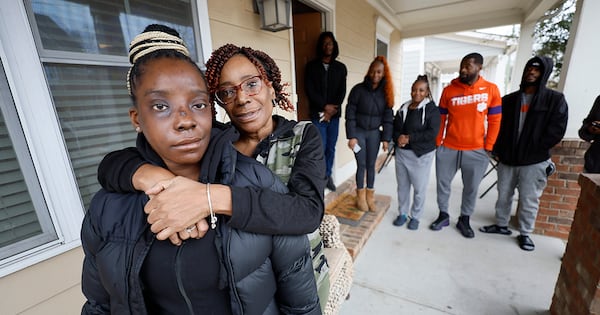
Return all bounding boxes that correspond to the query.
[395,149,435,220]
[494,160,551,235]
[435,146,489,216]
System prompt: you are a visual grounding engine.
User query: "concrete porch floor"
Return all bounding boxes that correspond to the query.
[333,157,566,315]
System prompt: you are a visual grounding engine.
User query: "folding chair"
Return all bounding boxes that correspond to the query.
[479,156,498,198]
[377,145,395,174]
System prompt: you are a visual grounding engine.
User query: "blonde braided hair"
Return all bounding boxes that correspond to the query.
[126,26,190,96]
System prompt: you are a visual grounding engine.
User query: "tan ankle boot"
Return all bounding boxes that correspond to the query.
[366,189,376,211]
[356,188,368,211]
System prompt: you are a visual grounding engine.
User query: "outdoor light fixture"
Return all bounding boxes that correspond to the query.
[256,0,292,32]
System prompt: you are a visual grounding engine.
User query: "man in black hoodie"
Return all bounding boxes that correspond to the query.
[480,56,568,251]
[305,32,347,191]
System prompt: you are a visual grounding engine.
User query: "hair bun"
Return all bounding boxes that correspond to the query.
[126,24,190,96]
[128,28,189,65]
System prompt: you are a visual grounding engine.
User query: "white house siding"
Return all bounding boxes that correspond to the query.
[400,38,425,105]
[0,248,84,314]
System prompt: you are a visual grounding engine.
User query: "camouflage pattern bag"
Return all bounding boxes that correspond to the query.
[260,121,330,310]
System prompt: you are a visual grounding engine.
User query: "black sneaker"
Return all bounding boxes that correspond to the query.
[326,176,336,191]
[456,215,474,238]
[429,212,449,231]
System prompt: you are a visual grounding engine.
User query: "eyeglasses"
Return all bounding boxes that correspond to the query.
[215,75,263,105]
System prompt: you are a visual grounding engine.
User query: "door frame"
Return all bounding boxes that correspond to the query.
[290,0,336,120]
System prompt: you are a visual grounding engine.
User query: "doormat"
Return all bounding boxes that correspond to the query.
[325,193,367,226]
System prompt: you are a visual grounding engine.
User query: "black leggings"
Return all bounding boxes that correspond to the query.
[353,128,381,189]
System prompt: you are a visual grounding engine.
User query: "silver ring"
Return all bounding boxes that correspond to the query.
[185,226,196,234]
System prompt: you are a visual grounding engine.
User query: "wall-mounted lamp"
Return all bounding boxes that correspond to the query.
[255,0,292,32]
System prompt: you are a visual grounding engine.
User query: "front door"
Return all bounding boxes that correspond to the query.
[292,10,321,121]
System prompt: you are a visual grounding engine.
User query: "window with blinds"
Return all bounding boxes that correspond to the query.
[27,0,199,209]
[44,63,136,207]
[0,60,57,261]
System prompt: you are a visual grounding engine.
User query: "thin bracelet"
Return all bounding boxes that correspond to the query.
[207,183,217,229]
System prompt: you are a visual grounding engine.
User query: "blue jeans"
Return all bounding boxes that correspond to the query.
[312,117,339,177]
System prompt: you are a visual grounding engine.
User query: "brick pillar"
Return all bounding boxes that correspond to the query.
[534,139,589,239]
[550,174,600,315]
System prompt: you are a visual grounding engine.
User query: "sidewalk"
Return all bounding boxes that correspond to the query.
[338,158,566,315]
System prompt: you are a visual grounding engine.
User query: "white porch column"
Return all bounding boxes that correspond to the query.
[510,21,536,91]
[559,0,600,138]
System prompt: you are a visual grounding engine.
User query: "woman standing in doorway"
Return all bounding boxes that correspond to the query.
[345,56,394,212]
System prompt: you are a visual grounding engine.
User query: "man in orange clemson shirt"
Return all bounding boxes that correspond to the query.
[430,52,502,238]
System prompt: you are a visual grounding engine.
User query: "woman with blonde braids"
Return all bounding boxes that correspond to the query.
[82,25,320,314]
[345,56,394,211]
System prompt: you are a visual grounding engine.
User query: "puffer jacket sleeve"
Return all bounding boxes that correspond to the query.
[392,109,405,145]
[345,85,360,139]
[579,95,600,142]
[97,147,144,193]
[270,234,321,315]
[381,105,394,142]
[81,192,111,315]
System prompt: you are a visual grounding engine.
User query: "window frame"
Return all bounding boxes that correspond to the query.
[0,58,60,263]
[0,0,211,277]
[375,16,393,58]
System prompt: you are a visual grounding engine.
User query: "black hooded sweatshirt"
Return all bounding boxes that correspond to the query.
[492,56,568,166]
[578,95,600,173]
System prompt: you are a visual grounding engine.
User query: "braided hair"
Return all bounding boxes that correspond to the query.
[414,74,432,100]
[205,43,293,111]
[367,56,395,108]
[126,24,215,116]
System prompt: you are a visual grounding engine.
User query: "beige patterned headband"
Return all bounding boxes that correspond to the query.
[127,30,190,95]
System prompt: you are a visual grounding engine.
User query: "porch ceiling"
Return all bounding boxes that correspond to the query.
[368,0,564,38]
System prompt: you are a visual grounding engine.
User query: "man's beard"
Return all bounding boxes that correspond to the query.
[522,79,540,88]
[459,73,477,84]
